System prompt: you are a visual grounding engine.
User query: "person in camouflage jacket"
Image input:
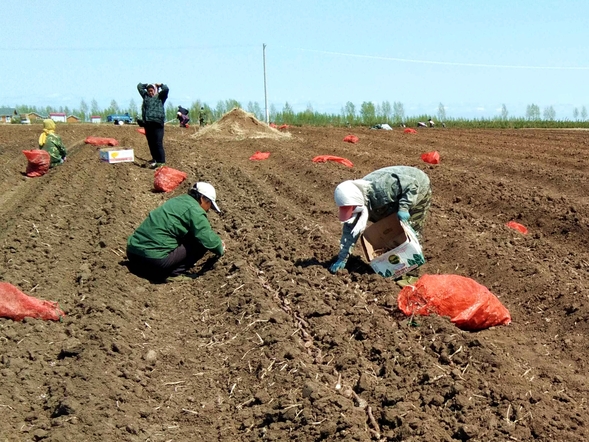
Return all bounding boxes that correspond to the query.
[38,119,67,167]
[330,166,432,273]
[137,82,169,168]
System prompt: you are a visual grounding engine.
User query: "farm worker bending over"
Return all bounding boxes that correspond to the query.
[137,82,169,169]
[126,182,225,282]
[38,119,67,167]
[177,106,190,128]
[330,166,431,274]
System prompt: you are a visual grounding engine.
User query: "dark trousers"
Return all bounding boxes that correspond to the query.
[126,240,207,281]
[144,122,165,163]
[179,116,190,127]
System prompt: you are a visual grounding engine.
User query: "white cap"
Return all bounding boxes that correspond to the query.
[194,182,220,213]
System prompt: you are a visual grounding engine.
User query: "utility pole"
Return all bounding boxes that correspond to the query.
[263,43,269,124]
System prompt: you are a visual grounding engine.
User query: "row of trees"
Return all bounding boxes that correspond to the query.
[11,99,589,128]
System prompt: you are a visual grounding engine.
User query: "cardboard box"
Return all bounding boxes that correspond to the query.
[360,214,425,279]
[99,148,134,164]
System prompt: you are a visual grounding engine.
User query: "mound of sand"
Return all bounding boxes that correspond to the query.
[191,107,291,140]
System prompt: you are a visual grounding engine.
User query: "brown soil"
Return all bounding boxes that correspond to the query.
[0,120,588,442]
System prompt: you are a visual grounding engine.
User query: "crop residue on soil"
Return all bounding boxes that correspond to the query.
[0,123,588,441]
[191,107,291,140]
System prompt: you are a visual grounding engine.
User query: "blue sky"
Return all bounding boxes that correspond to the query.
[2,0,589,119]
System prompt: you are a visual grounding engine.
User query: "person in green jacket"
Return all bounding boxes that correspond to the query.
[126,182,225,282]
[38,119,67,167]
[330,166,431,273]
[198,107,206,127]
[137,82,169,168]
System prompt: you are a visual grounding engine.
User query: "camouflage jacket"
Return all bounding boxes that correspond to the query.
[137,83,169,124]
[40,133,67,166]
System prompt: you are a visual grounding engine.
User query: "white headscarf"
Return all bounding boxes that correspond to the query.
[334,179,371,237]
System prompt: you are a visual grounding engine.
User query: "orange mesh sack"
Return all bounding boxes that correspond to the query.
[84,136,119,146]
[421,151,440,164]
[312,155,353,168]
[23,150,51,177]
[249,151,271,161]
[343,135,359,143]
[506,221,528,234]
[154,166,187,192]
[397,274,511,331]
[0,282,65,321]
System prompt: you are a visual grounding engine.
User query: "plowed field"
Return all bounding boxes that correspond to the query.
[1,117,588,441]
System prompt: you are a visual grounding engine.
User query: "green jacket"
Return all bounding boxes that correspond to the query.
[337,166,431,262]
[40,133,67,166]
[127,194,224,259]
[137,83,169,124]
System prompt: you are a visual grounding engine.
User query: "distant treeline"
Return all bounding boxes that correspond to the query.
[8,99,589,129]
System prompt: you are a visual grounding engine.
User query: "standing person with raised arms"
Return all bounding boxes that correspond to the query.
[137,82,169,169]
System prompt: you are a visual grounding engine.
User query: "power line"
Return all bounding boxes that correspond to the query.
[0,44,258,52]
[5,42,587,70]
[283,47,589,71]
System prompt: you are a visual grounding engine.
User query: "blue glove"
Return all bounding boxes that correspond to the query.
[397,210,410,222]
[330,259,347,273]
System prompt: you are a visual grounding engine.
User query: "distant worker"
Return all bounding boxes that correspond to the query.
[199,107,206,127]
[38,119,67,167]
[330,166,432,273]
[428,118,435,128]
[177,106,190,128]
[126,182,225,282]
[417,122,427,128]
[441,122,447,128]
[137,82,169,169]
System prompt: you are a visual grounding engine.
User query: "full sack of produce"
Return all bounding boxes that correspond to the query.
[397,274,511,331]
[84,136,119,146]
[0,282,65,321]
[421,151,440,164]
[23,150,51,177]
[154,166,187,192]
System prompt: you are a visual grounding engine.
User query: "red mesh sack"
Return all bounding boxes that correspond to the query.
[84,136,119,146]
[0,282,65,321]
[397,274,511,331]
[404,128,417,134]
[279,124,289,130]
[136,128,146,135]
[249,151,271,161]
[312,155,353,168]
[269,123,277,128]
[154,166,187,192]
[343,135,359,143]
[23,150,51,177]
[506,221,528,234]
[421,151,440,164]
